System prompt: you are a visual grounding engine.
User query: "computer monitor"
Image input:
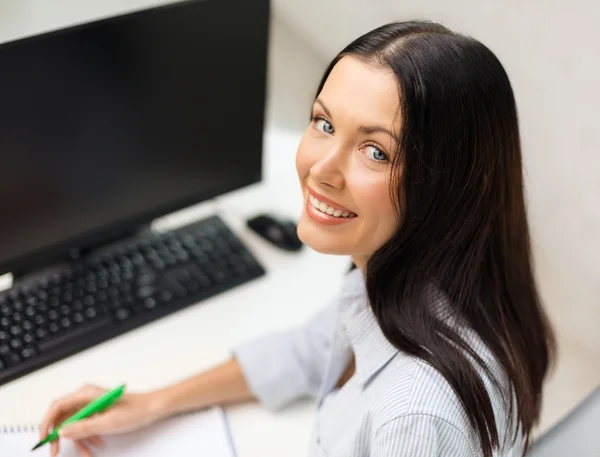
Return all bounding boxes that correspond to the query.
[0,0,269,277]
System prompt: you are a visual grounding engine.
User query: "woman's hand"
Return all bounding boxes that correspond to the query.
[40,384,166,457]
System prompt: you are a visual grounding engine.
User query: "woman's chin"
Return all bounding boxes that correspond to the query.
[297,223,351,256]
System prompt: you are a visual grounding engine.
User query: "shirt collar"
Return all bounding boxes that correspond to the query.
[337,268,399,387]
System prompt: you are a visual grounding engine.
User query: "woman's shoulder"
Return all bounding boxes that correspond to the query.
[367,354,473,433]
[366,341,514,451]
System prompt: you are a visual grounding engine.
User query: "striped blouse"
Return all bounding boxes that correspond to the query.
[233,267,523,456]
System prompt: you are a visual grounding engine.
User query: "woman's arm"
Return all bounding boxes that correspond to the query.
[152,357,257,418]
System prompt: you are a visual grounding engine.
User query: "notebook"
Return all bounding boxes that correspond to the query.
[0,406,237,457]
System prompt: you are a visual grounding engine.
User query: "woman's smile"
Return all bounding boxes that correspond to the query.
[305,185,357,226]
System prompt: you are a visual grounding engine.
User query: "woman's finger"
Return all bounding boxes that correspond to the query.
[88,435,105,448]
[50,438,60,457]
[74,439,92,457]
[40,387,104,441]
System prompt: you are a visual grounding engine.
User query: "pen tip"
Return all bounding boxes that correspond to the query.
[31,442,43,451]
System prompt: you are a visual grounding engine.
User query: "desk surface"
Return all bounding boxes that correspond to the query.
[0,128,348,456]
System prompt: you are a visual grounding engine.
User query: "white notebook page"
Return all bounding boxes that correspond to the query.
[0,407,236,457]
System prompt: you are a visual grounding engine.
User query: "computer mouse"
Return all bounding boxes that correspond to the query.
[246,214,303,252]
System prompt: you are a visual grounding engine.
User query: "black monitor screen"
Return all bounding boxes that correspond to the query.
[0,0,269,275]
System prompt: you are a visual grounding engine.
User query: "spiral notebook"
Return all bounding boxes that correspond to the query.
[0,406,237,457]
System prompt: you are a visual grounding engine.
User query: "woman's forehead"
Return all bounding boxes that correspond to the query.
[317,56,401,129]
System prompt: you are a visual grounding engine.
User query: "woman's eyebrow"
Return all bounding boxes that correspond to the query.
[358,125,400,143]
[314,98,332,118]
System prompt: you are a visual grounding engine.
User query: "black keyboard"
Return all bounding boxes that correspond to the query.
[0,215,265,386]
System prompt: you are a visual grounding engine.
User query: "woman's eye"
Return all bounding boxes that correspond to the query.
[315,118,335,134]
[365,145,388,162]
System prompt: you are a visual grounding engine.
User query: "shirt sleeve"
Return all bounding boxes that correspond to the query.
[372,415,475,457]
[231,300,338,411]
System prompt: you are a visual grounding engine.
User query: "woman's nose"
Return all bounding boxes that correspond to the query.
[310,145,347,190]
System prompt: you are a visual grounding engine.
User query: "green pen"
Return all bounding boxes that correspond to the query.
[31,384,126,451]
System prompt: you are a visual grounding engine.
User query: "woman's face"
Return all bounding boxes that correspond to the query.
[296,56,402,270]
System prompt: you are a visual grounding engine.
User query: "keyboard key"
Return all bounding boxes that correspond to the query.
[84,308,97,319]
[10,338,22,350]
[143,297,157,310]
[131,253,145,266]
[115,308,130,321]
[122,270,134,281]
[95,290,108,302]
[152,259,166,270]
[137,286,155,299]
[21,346,37,360]
[35,328,48,340]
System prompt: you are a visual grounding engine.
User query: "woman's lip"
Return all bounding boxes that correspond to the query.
[305,196,356,225]
[306,185,355,214]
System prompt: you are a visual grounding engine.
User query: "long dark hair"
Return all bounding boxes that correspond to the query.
[315,21,555,456]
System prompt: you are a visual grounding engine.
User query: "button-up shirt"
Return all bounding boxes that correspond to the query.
[233,267,522,456]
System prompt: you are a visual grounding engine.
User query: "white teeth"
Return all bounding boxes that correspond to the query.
[309,194,355,218]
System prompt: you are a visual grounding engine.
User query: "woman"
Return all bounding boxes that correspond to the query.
[41,21,555,457]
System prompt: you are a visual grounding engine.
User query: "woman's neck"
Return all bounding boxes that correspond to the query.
[351,255,367,273]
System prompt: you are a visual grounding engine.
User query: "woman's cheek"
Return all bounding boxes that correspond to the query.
[296,137,316,182]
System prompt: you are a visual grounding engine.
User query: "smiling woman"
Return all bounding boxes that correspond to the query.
[39,20,555,457]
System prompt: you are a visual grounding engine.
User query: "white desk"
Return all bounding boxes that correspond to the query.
[0,128,350,456]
